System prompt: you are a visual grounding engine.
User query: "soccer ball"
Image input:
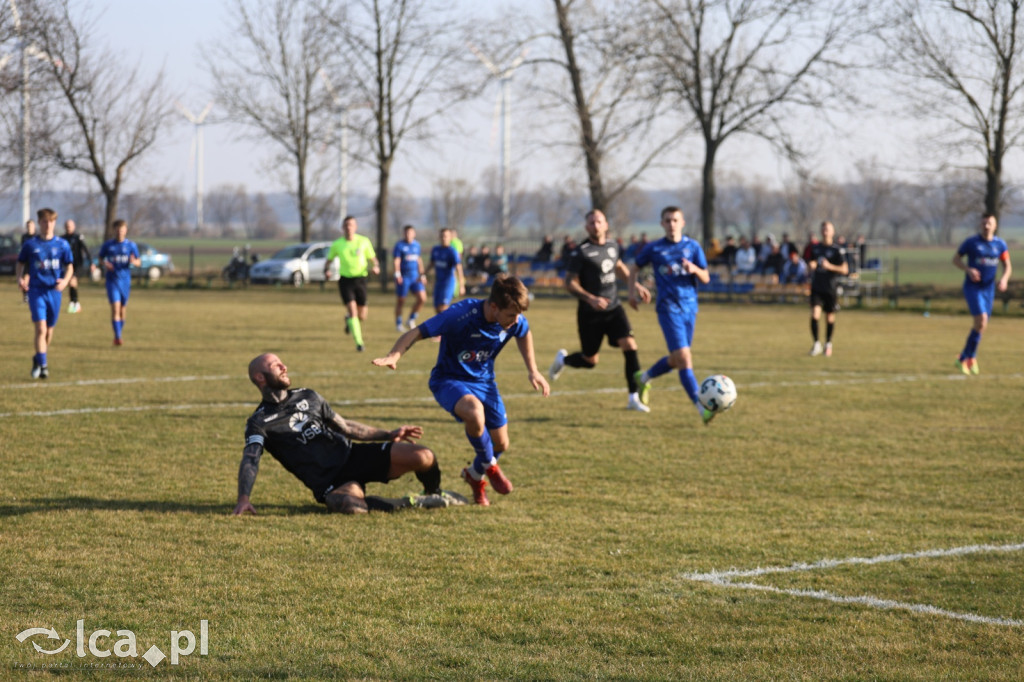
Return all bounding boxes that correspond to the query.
[699,374,737,413]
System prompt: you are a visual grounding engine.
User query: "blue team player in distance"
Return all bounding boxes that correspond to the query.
[16,207,74,379]
[393,224,427,332]
[97,219,141,346]
[952,213,1012,375]
[372,275,550,506]
[628,206,716,425]
[429,227,465,313]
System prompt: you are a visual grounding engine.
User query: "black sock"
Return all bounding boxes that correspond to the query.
[624,349,640,392]
[810,319,819,341]
[70,286,78,303]
[565,352,595,369]
[415,458,441,495]
[826,322,834,343]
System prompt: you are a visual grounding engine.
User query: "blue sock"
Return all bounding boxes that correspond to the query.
[467,430,495,475]
[409,313,418,323]
[647,356,673,380]
[962,329,981,359]
[396,316,402,326]
[679,368,700,406]
[40,352,47,367]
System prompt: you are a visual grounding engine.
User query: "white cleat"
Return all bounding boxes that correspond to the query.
[627,393,650,413]
[408,319,417,329]
[809,341,823,356]
[549,348,567,381]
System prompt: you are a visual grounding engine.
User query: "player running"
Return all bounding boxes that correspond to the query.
[548,209,652,412]
[62,219,94,313]
[807,220,849,358]
[952,213,1012,375]
[97,220,142,346]
[628,206,714,424]
[392,224,427,332]
[429,227,464,313]
[372,276,550,506]
[326,216,380,352]
[16,208,74,379]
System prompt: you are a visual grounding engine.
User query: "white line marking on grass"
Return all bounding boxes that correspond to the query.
[681,542,1024,627]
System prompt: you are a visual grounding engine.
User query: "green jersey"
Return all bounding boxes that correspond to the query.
[328,234,375,277]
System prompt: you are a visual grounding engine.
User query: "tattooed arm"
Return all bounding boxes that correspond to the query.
[328,413,423,443]
[233,443,263,515]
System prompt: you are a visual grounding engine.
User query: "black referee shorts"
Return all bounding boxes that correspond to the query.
[337,276,368,306]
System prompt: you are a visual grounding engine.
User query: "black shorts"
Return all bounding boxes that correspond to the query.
[337,276,368,306]
[810,290,839,313]
[321,442,393,501]
[577,304,634,357]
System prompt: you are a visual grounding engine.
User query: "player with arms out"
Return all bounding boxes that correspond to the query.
[548,209,652,412]
[392,224,427,332]
[16,208,74,379]
[952,213,1012,375]
[429,227,465,313]
[807,220,849,357]
[234,353,445,515]
[372,276,550,506]
[97,219,142,346]
[628,206,714,424]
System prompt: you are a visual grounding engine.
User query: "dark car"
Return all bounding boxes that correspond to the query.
[0,233,19,276]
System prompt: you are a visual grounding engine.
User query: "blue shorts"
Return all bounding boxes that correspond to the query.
[106,277,131,305]
[963,283,994,316]
[28,288,62,326]
[395,276,424,298]
[428,376,508,430]
[434,280,455,309]
[657,307,696,352]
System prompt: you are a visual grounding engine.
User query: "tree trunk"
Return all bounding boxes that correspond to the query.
[554,0,605,212]
[297,158,311,242]
[985,151,1001,220]
[700,140,718,250]
[375,164,390,291]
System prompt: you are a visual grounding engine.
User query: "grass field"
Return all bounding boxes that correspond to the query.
[1,283,1022,679]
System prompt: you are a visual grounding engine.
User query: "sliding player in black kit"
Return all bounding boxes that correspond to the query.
[233,353,463,515]
[547,209,653,412]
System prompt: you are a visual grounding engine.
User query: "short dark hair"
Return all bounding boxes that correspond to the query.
[661,206,683,220]
[112,219,127,230]
[37,208,57,221]
[488,275,530,313]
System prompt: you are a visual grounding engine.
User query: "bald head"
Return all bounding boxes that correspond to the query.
[65,220,76,234]
[249,353,290,393]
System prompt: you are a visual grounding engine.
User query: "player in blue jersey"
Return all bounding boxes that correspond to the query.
[628,206,715,425]
[372,276,550,506]
[429,228,464,313]
[392,224,427,331]
[952,213,1012,375]
[16,208,74,379]
[97,219,141,346]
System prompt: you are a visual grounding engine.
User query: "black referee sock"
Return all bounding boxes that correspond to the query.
[810,319,819,341]
[565,352,595,369]
[69,286,78,304]
[826,322,834,343]
[624,349,640,393]
[416,458,442,495]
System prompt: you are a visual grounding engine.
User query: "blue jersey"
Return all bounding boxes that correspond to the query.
[635,236,707,313]
[958,234,1008,289]
[431,245,461,285]
[98,239,140,282]
[417,298,529,383]
[18,236,73,290]
[393,240,422,277]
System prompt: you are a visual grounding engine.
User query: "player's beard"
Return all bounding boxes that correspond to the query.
[265,373,291,391]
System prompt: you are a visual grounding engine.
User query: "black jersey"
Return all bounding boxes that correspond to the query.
[810,242,847,295]
[63,232,91,267]
[565,238,622,310]
[244,388,352,500]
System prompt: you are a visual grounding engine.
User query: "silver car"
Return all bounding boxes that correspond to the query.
[248,242,336,287]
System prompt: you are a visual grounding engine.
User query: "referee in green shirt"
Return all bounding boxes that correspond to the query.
[327,216,380,351]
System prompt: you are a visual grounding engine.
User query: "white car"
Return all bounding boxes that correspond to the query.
[248,242,337,287]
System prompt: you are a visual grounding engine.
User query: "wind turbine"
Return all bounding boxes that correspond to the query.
[0,0,63,227]
[469,45,526,239]
[177,101,213,233]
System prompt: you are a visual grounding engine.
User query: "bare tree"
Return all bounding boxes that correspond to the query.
[885,0,1024,218]
[323,0,474,270]
[205,0,337,242]
[388,185,420,240]
[918,171,979,244]
[207,184,250,237]
[480,166,528,236]
[640,0,870,249]
[527,183,578,237]
[430,177,475,233]
[251,192,284,239]
[33,0,173,239]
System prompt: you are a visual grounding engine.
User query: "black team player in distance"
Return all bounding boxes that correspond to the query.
[808,220,849,357]
[234,353,447,515]
[548,209,653,411]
